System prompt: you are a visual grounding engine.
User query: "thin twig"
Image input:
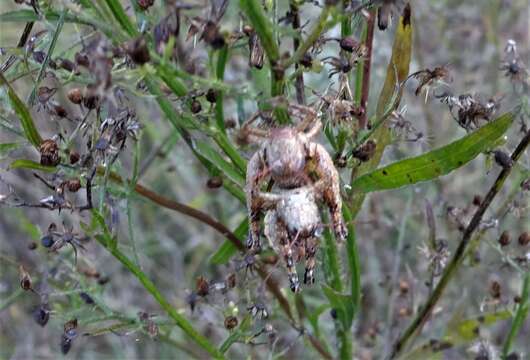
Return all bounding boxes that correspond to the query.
[390,129,530,359]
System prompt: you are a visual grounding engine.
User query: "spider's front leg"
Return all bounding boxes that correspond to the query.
[308,143,347,242]
[245,150,270,252]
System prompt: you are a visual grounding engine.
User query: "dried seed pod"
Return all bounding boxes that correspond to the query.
[32,303,51,327]
[206,176,223,189]
[224,316,238,330]
[334,153,347,168]
[19,265,32,291]
[126,37,150,65]
[52,104,68,118]
[518,232,529,246]
[67,88,83,105]
[248,32,264,69]
[69,151,80,165]
[498,231,511,247]
[41,234,55,248]
[58,58,75,72]
[32,51,46,63]
[66,179,81,192]
[399,279,410,295]
[205,88,217,103]
[190,99,202,114]
[196,276,209,297]
[83,86,99,109]
[489,281,501,299]
[493,150,513,169]
[225,273,236,289]
[224,118,236,129]
[202,21,225,49]
[352,140,377,162]
[138,0,155,10]
[39,139,60,167]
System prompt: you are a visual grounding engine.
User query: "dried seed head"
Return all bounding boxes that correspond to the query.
[300,53,313,68]
[498,231,511,247]
[138,0,155,10]
[67,88,83,105]
[66,179,82,192]
[224,316,238,330]
[352,140,377,162]
[242,25,253,36]
[493,150,513,169]
[205,88,218,103]
[518,232,529,246]
[489,280,501,299]
[196,276,209,297]
[19,265,33,291]
[126,37,150,65]
[190,99,202,114]
[206,176,223,189]
[39,139,60,167]
[224,118,237,129]
[53,104,68,118]
[339,37,359,53]
[69,151,80,165]
[74,52,89,67]
[28,242,38,250]
[472,195,482,206]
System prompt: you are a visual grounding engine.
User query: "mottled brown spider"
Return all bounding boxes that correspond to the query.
[242,102,346,291]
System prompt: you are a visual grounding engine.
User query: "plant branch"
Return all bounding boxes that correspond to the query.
[358,11,375,129]
[390,128,530,359]
[502,272,530,357]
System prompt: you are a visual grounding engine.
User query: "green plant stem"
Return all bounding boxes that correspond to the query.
[289,1,305,104]
[502,272,529,357]
[215,46,229,133]
[93,235,225,359]
[358,11,375,129]
[390,129,530,359]
[103,0,138,37]
[284,6,333,69]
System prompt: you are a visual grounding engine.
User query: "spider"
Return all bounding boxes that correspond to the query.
[242,102,346,290]
[260,185,323,292]
[48,223,87,265]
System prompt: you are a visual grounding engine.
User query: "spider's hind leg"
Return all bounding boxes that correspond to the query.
[278,224,299,293]
[303,236,319,285]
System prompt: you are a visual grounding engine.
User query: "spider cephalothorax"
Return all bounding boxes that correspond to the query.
[242,103,346,290]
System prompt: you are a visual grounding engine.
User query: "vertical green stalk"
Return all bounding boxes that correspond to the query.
[215,46,229,133]
[502,272,530,357]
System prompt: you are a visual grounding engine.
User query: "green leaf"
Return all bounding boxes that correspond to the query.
[350,112,514,193]
[194,140,245,186]
[9,159,55,172]
[343,206,361,313]
[321,284,355,331]
[104,0,138,37]
[239,0,279,64]
[0,74,43,148]
[92,209,116,250]
[210,219,247,265]
[447,310,511,342]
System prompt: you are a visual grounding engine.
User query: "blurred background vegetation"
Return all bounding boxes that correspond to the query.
[0,0,528,359]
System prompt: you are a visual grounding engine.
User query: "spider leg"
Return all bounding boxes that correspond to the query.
[278,224,299,292]
[69,242,78,266]
[303,236,318,285]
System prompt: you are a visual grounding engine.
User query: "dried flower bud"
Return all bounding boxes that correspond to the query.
[190,99,202,114]
[41,234,55,248]
[33,303,51,327]
[205,88,217,103]
[242,25,253,36]
[83,86,99,109]
[498,231,511,247]
[472,195,482,206]
[58,58,75,72]
[225,273,236,289]
[32,51,46,63]
[39,139,60,167]
[334,153,347,168]
[202,21,225,49]
[399,279,410,295]
[138,0,155,10]
[339,37,359,53]
[300,53,313,68]
[207,176,223,189]
[53,104,68,118]
[352,140,377,162]
[196,276,209,297]
[79,292,95,305]
[493,150,513,169]
[66,179,82,192]
[126,36,150,65]
[68,151,80,165]
[67,88,83,105]
[28,242,38,250]
[398,307,412,317]
[224,118,237,129]
[19,265,32,291]
[224,316,238,330]
[489,280,501,299]
[518,232,529,246]
[74,52,89,67]
[37,86,56,103]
